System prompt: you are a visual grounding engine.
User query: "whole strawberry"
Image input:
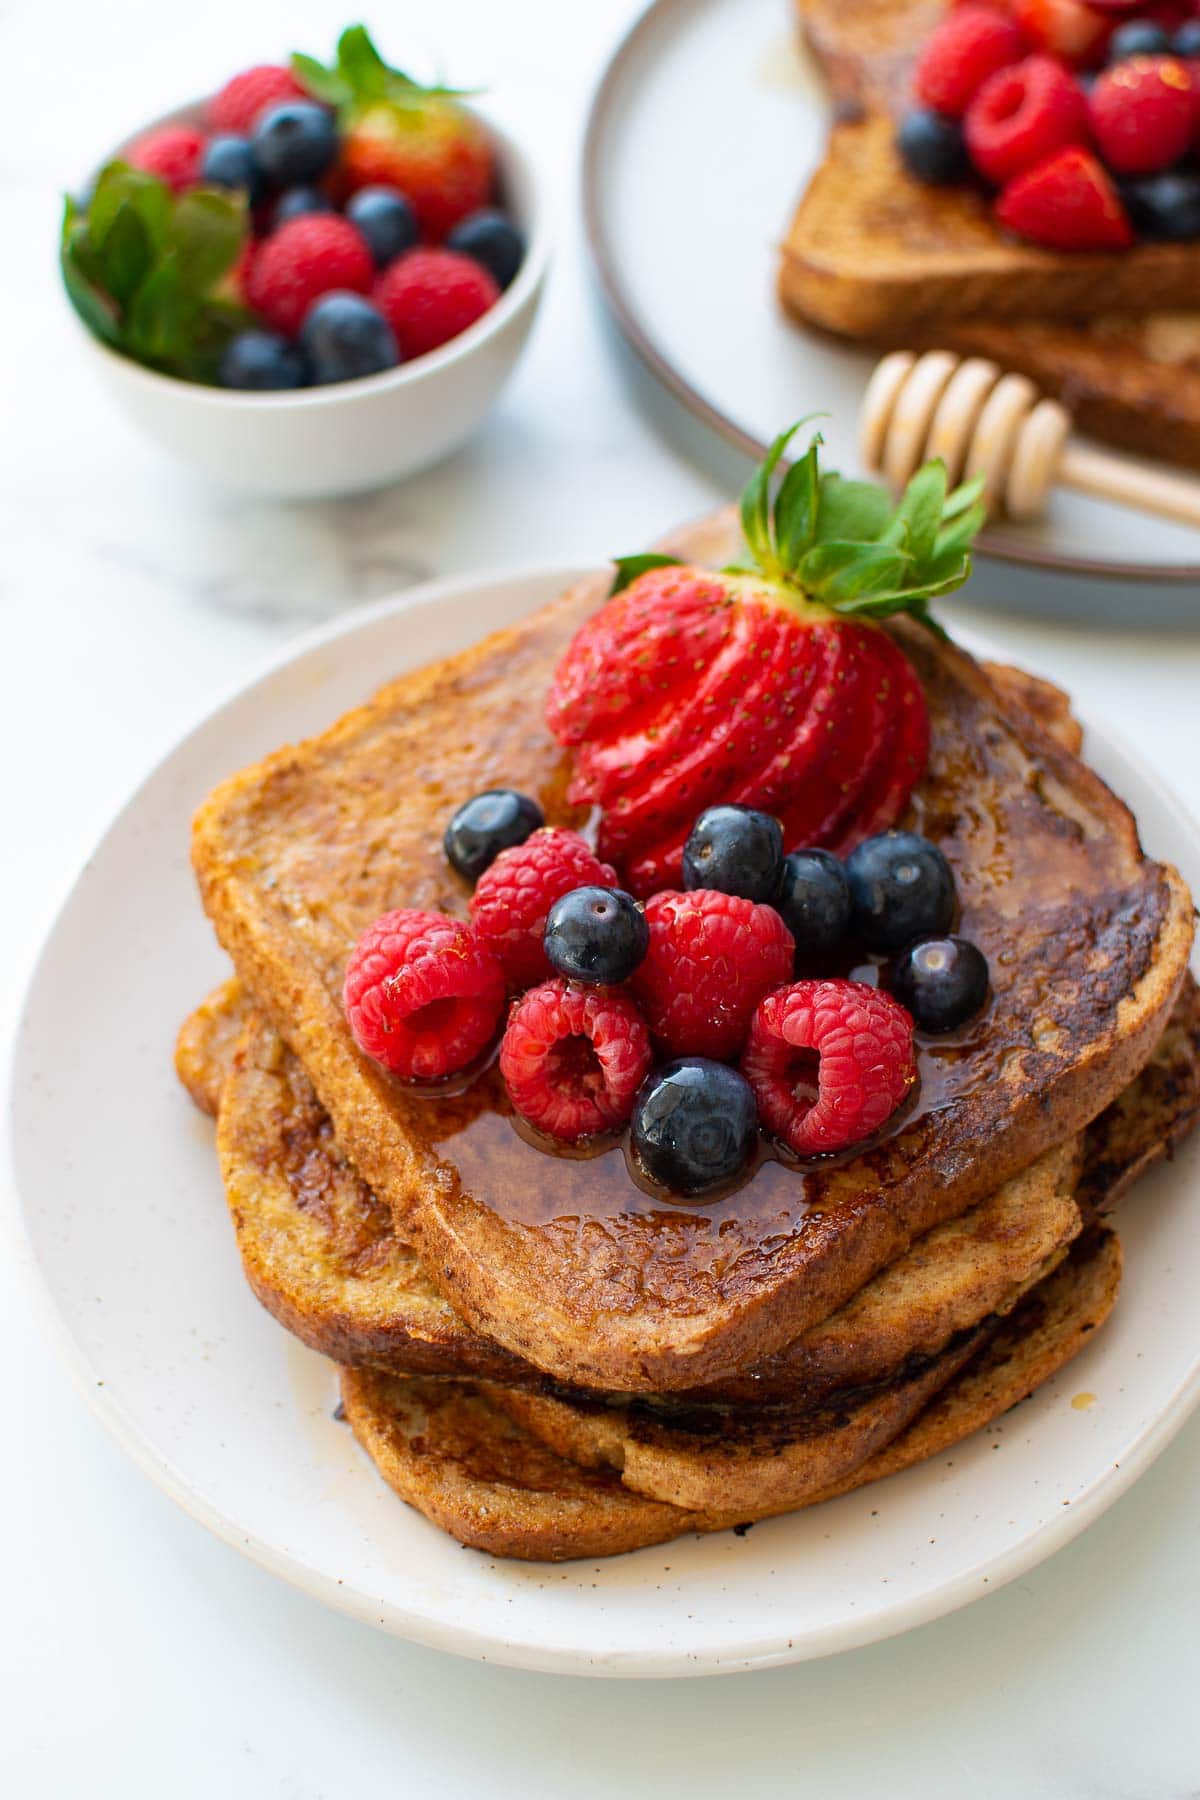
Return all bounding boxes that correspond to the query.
[546,429,985,897]
[292,26,493,240]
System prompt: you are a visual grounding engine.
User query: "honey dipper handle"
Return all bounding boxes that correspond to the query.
[1058,443,1200,531]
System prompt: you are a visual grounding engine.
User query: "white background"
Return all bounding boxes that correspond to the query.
[3,0,1199,1792]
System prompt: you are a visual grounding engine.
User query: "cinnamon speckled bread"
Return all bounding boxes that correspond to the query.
[779,0,1200,470]
[340,1230,1123,1559]
[189,511,1193,1392]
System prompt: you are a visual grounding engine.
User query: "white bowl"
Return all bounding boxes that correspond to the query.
[71,107,549,498]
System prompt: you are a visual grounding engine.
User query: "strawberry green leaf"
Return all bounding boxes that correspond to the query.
[97,202,154,310]
[610,553,682,596]
[60,203,123,347]
[941,473,986,522]
[883,458,945,569]
[799,542,915,605]
[741,422,805,577]
[88,163,171,254]
[773,435,822,568]
[169,187,246,292]
[815,474,892,546]
[290,51,350,107]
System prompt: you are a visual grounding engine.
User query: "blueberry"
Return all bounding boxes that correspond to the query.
[345,186,419,267]
[446,208,526,289]
[890,934,989,1033]
[845,831,956,951]
[1109,19,1171,60]
[251,101,337,187]
[630,1059,758,1196]
[200,133,264,204]
[271,184,335,228]
[544,886,649,985]
[896,108,969,185]
[299,293,399,385]
[1120,170,1200,240]
[217,329,310,391]
[775,848,852,960]
[1175,19,1200,57]
[681,805,784,902]
[444,788,543,881]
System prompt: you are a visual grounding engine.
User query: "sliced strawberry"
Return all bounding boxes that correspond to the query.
[1011,0,1114,66]
[996,144,1134,248]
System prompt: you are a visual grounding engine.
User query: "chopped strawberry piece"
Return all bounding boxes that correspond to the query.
[1011,0,1115,66]
[996,144,1135,248]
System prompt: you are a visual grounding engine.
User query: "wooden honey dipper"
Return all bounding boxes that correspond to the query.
[860,349,1200,530]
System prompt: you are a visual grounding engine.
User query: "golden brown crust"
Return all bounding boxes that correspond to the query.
[341,1231,1124,1559]
[173,977,246,1116]
[190,512,1192,1390]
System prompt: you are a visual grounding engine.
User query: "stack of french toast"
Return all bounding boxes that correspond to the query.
[177,478,1200,1562]
[780,0,1200,470]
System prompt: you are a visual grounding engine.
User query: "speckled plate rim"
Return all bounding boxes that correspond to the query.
[582,0,1200,588]
[5,563,1200,1679]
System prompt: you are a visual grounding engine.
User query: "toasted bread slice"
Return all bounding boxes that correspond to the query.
[182,973,1198,1410]
[779,0,1200,337]
[174,975,244,1117]
[779,0,1200,469]
[191,511,1192,1391]
[341,1231,1122,1559]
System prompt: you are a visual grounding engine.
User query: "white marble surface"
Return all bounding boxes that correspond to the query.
[3,0,1200,1792]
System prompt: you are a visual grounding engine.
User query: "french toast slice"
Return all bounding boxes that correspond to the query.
[191,510,1193,1392]
[779,0,1200,468]
[779,0,1200,336]
[341,1230,1122,1559]
[180,973,1199,1408]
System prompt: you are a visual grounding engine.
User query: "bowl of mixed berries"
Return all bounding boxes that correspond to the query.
[898,1,1200,250]
[62,25,548,496]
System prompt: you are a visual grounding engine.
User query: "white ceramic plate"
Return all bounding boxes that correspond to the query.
[7,566,1200,1679]
[584,0,1200,586]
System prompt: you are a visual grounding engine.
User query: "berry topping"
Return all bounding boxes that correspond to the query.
[845,831,957,951]
[445,208,526,289]
[299,292,399,384]
[200,134,265,205]
[1174,20,1200,59]
[218,329,310,391]
[1110,19,1173,61]
[127,125,206,193]
[965,54,1090,184]
[547,429,981,899]
[632,890,794,1061]
[271,185,336,228]
[1089,54,1196,173]
[1012,0,1112,68]
[897,108,971,183]
[775,848,852,962]
[251,100,338,187]
[209,65,306,137]
[681,805,785,903]
[245,214,374,336]
[914,5,1029,116]
[996,144,1135,247]
[890,934,991,1032]
[1121,167,1200,236]
[630,1059,759,1196]
[543,887,650,986]
[470,828,619,989]
[742,980,917,1156]
[345,186,420,267]
[299,25,494,239]
[374,247,500,358]
[499,980,652,1141]
[444,789,544,881]
[343,908,505,1081]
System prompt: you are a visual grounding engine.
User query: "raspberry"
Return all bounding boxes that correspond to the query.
[470,829,618,989]
[128,125,207,193]
[632,890,794,1061]
[996,144,1134,246]
[343,908,505,1081]
[245,215,374,336]
[1089,54,1195,173]
[499,980,653,1141]
[914,6,1029,117]
[742,980,916,1157]
[374,248,500,359]
[965,54,1090,183]
[209,64,306,136]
